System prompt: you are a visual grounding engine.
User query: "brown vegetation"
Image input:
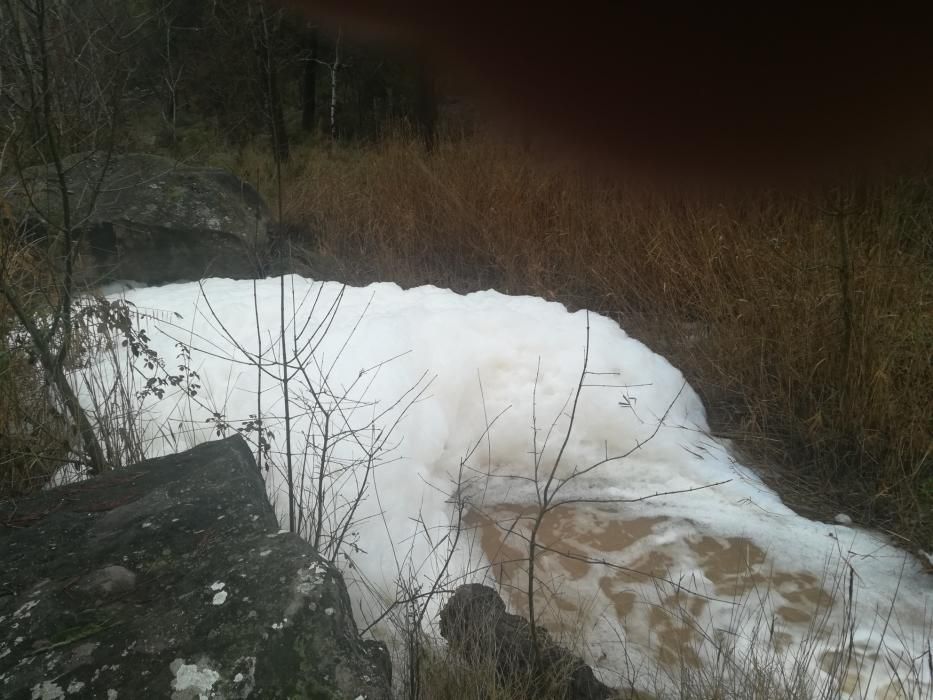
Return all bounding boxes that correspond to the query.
[234,131,932,553]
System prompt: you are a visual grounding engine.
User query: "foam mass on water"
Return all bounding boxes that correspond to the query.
[74,275,931,698]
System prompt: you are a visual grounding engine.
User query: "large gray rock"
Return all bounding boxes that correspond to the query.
[2,153,270,284]
[0,436,391,699]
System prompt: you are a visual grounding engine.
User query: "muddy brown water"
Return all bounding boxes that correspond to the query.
[462,503,914,698]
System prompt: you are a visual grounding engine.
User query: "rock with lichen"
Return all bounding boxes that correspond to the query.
[0,436,390,699]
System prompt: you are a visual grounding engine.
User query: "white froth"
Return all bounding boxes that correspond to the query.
[73,276,930,697]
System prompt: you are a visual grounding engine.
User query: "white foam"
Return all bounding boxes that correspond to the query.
[73,275,931,697]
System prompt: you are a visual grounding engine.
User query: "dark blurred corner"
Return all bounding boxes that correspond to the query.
[281,2,933,188]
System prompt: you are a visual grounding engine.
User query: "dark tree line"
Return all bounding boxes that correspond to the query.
[1,0,442,173]
[126,0,441,158]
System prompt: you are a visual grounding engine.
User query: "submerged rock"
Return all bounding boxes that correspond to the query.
[0,436,390,699]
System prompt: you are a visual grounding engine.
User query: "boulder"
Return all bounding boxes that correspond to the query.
[0,436,391,699]
[439,583,615,700]
[1,153,270,284]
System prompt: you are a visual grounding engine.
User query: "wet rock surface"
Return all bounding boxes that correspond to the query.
[0,436,390,699]
[440,583,615,700]
[1,152,269,284]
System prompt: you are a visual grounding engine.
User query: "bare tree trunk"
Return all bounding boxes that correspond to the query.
[33,0,104,471]
[268,68,289,161]
[301,25,318,132]
[415,56,437,151]
[250,0,289,161]
[833,196,854,383]
[0,0,134,476]
[329,28,341,141]
[159,11,182,147]
[0,277,107,474]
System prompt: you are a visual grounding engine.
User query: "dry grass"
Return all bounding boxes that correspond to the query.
[231,131,932,553]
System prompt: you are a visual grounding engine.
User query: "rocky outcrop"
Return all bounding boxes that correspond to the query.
[0,436,390,699]
[2,152,270,284]
[439,583,615,700]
